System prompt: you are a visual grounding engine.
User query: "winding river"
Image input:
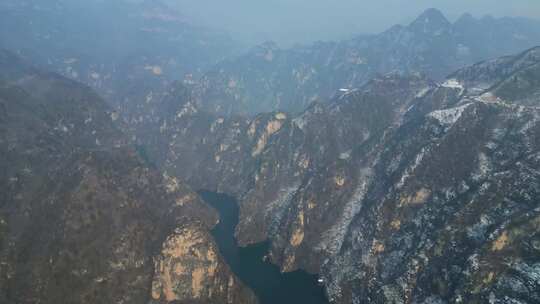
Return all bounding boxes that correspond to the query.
[199,191,329,304]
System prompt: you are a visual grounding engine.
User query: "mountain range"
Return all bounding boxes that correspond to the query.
[1,4,540,304]
[130,46,540,303]
[196,9,540,115]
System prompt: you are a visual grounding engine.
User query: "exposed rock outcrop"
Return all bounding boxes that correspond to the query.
[151,224,257,304]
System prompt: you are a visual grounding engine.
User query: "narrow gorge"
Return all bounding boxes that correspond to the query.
[1,1,540,304]
[200,191,328,304]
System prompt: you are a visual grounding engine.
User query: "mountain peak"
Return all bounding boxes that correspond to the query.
[455,12,475,24]
[454,13,478,29]
[250,41,279,55]
[417,8,447,20]
[409,8,451,33]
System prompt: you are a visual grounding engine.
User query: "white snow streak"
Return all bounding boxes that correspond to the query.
[428,103,472,127]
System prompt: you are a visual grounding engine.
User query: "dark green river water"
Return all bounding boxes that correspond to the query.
[199,191,329,304]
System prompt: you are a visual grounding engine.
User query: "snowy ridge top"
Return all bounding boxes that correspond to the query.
[428,103,473,126]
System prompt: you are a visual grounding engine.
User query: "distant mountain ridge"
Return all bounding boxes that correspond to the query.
[0,0,239,111]
[195,9,540,115]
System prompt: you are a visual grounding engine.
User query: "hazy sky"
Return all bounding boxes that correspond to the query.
[168,0,540,46]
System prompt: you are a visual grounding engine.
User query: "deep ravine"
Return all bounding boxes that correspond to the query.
[199,191,329,304]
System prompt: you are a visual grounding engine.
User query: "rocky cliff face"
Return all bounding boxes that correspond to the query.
[0,50,257,304]
[133,47,540,303]
[318,79,540,303]
[195,9,540,115]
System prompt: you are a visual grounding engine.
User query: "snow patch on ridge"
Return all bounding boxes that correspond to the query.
[441,78,464,89]
[292,115,307,130]
[265,184,301,237]
[441,78,465,96]
[428,103,472,127]
[317,168,372,256]
[396,147,428,189]
[415,87,431,98]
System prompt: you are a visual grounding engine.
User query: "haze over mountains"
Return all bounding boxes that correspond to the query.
[197,8,540,115]
[3,1,540,116]
[169,0,540,46]
[1,1,540,304]
[0,0,239,114]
